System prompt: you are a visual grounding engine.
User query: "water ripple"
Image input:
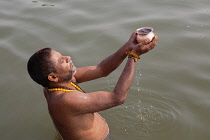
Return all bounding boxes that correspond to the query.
[107,89,182,137]
[134,97,179,135]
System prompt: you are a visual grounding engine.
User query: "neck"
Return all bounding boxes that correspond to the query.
[48,80,73,89]
[47,80,84,93]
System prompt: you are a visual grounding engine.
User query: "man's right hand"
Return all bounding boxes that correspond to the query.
[132,35,158,56]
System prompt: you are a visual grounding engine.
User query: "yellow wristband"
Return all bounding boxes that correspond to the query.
[126,51,140,59]
[128,55,139,62]
[126,51,140,62]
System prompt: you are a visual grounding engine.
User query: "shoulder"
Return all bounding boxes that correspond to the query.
[51,90,86,107]
[48,90,85,113]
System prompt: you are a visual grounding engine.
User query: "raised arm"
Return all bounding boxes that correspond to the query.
[75,32,157,83]
[64,38,158,115]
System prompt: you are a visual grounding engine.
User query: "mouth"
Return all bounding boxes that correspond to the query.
[70,60,73,67]
[69,61,76,75]
[70,60,76,69]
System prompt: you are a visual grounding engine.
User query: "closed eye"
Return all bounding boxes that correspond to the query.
[59,58,64,64]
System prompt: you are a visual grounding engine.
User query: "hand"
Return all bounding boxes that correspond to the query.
[125,31,138,50]
[132,35,158,56]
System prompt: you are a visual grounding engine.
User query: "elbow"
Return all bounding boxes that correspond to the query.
[97,65,111,77]
[102,72,110,77]
[98,64,117,77]
[118,98,126,105]
[101,68,111,77]
[111,90,129,106]
[113,96,126,106]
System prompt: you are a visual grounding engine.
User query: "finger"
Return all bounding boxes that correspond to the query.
[149,43,155,50]
[151,33,156,42]
[151,34,158,42]
[129,31,137,42]
[139,38,150,46]
[156,35,158,42]
[153,36,158,47]
[149,39,156,49]
[149,37,157,49]
[142,40,155,52]
[154,35,158,42]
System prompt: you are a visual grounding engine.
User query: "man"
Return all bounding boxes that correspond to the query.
[27,31,158,140]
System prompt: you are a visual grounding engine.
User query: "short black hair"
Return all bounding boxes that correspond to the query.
[27,48,56,87]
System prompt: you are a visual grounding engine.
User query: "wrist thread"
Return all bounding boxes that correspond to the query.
[126,51,140,62]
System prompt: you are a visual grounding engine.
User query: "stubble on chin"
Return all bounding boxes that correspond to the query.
[72,69,76,76]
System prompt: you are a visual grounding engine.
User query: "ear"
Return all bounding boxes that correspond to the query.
[48,73,59,82]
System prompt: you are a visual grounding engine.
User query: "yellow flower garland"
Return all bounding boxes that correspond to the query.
[48,82,84,92]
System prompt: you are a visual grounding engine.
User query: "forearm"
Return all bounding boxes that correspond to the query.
[74,42,132,83]
[112,57,136,104]
[98,42,132,76]
[111,35,158,104]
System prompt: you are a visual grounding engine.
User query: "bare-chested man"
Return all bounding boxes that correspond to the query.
[27,31,158,140]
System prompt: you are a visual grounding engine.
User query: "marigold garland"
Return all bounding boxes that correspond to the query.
[48,82,84,92]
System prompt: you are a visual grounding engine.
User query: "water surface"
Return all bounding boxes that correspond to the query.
[0,0,210,140]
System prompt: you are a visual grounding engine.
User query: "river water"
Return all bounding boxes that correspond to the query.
[0,0,210,140]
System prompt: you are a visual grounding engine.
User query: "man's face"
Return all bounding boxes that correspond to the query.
[50,50,76,82]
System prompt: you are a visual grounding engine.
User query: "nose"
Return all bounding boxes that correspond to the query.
[64,56,71,63]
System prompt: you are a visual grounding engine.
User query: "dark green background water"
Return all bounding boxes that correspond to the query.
[1,0,210,140]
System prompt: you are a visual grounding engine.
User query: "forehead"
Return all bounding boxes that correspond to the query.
[50,50,62,61]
